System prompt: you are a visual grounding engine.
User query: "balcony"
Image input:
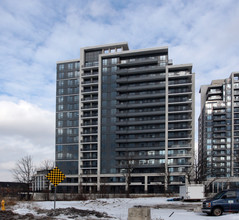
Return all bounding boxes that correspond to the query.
[82,104,98,109]
[82,138,98,143]
[168,162,191,166]
[168,115,191,121]
[168,106,191,112]
[81,88,98,93]
[213,134,227,138]
[116,82,166,92]
[208,89,222,94]
[168,133,191,139]
[168,144,192,149]
[82,80,98,85]
[168,153,191,158]
[235,96,239,102]
[117,57,159,67]
[82,113,98,118]
[81,122,98,127]
[213,109,226,114]
[213,128,226,132]
[116,65,166,75]
[81,156,97,160]
[168,89,191,94]
[81,97,98,103]
[116,74,165,84]
[168,97,192,103]
[116,137,165,143]
[82,145,97,151]
[168,79,192,86]
[208,95,222,101]
[82,72,98,77]
[81,62,98,70]
[116,93,165,101]
[168,71,191,77]
[213,116,226,121]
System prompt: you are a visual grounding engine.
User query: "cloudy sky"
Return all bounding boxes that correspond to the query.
[0,0,239,181]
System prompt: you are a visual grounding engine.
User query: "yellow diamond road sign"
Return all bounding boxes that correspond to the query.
[46,167,66,186]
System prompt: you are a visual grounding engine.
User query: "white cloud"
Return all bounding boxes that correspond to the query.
[0,100,54,181]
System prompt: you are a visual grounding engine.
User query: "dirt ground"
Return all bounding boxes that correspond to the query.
[0,201,202,219]
[0,207,112,220]
[0,210,51,220]
[153,203,202,212]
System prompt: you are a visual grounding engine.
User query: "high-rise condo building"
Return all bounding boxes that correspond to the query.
[56,42,195,194]
[199,72,239,192]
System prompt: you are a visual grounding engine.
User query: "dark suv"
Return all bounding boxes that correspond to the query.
[202,189,239,216]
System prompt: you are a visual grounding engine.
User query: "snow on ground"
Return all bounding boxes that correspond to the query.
[13,197,239,220]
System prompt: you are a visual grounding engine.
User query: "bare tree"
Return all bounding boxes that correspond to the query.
[120,152,135,198]
[12,155,35,200]
[38,159,55,171]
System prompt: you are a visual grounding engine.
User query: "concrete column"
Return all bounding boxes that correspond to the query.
[144,176,148,192]
[128,207,151,220]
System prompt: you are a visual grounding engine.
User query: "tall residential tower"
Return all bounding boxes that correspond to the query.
[56,42,195,194]
[199,72,239,192]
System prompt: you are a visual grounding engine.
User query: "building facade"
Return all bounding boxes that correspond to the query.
[198,72,239,192]
[56,42,195,194]
[32,170,51,192]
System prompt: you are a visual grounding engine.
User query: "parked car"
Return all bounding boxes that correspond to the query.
[202,189,239,216]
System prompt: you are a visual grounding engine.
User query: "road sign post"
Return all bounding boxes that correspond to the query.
[46,167,66,209]
[54,185,56,209]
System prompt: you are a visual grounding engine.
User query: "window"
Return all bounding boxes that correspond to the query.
[206,127,212,132]
[103,59,108,66]
[224,191,236,198]
[57,137,63,144]
[68,63,74,70]
[58,112,63,119]
[74,95,79,102]
[58,89,64,95]
[167,159,173,164]
[159,150,165,155]
[58,72,64,79]
[59,64,64,71]
[111,66,117,72]
[68,80,73,86]
[57,129,63,135]
[58,80,64,87]
[67,120,72,126]
[58,97,64,103]
[139,151,145,156]
[67,96,73,102]
[111,58,117,64]
[148,159,155,165]
[57,121,63,127]
[68,72,74,78]
[148,151,155,156]
[75,62,80,69]
[139,160,147,165]
[58,105,63,111]
[67,128,72,135]
[75,71,80,77]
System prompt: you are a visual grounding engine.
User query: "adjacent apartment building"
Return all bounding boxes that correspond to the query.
[198,72,239,192]
[55,42,195,194]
